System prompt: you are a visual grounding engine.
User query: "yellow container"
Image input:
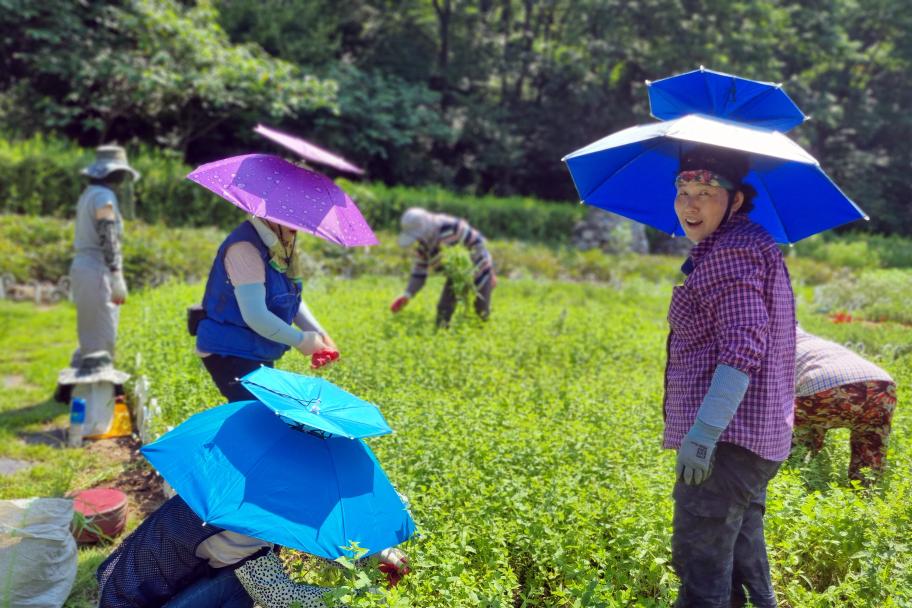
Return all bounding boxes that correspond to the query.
[85,395,133,440]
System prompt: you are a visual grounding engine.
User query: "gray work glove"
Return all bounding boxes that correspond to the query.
[675,364,750,485]
[110,271,128,305]
[675,418,723,485]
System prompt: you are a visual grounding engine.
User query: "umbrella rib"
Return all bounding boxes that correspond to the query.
[242,380,318,408]
[736,87,797,128]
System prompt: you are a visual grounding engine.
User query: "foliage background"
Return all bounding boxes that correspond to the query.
[2,0,911,235]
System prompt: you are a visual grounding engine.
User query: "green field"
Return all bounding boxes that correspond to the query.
[2,272,910,607]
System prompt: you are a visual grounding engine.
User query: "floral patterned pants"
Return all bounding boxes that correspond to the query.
[794,380,897,481]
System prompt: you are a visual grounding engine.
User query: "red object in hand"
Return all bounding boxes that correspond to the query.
[390,295,409,313]
[378,559,410,588]
[311,349,340,369]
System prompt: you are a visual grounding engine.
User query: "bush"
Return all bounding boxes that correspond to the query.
[0,135,584,241]
[339,180,584,244]
[0,214,224,288]
[813,268,912,325]
[792,232,912,270]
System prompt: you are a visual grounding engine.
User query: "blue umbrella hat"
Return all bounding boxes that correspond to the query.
[562,111,867,244]
[141,400,416,560]
[238,366,393,440]
[647,66,807,132]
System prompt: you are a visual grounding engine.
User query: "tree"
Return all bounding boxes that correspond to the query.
[0,0,338,155]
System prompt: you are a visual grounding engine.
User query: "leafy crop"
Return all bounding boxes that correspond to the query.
[440,248,478,315]
[115,275,912,607]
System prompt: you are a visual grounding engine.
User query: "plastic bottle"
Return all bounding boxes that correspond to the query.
[69,397,86,447]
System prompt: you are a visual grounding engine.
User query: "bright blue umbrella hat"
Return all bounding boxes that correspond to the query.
[563,71,867,244]
[141,400,415,560]
[647,66,807,132]
[239,367,392,440]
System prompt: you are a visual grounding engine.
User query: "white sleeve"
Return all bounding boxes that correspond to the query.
[195,530,272,568]
[234,551,334,608]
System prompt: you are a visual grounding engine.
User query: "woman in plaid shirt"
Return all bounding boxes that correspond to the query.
[390,207,496,327]
[664,145,796,607]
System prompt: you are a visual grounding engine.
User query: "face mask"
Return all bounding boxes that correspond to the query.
[117,180,136,220]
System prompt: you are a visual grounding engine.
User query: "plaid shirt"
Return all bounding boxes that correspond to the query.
[663,214,796,461]
[405,215,493,297]
[795,328,893,397]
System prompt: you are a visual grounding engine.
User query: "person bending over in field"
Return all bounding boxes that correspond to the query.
[663,144,795,607]
[96,494,410,608]
[390,207,496,327]
[793,326,897,484]
[193,217,339,402]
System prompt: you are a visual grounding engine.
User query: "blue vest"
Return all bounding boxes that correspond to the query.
[96,496,227,607]
[196,221,302,362]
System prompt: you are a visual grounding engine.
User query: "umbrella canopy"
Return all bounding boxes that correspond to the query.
[562,114,867,244]
[255,124,365,176]
[239,367,393,440]
[187,154,378,247]
[647,67,807,132]
[141,400,415,559]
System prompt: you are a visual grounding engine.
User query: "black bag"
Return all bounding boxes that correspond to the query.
[187,304,206,336]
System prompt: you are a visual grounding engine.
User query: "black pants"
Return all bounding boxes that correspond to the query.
[671,442,781,608]
[436,279,494,327]
[202,355,273,403]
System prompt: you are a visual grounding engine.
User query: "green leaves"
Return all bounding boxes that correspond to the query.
[112,271,912,606]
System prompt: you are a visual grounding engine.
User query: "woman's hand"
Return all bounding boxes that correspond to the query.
[295,331,327,356]
[377,548,410,587]
[321,334,338,352]
[110,271,128,305]
[310,334,340,369]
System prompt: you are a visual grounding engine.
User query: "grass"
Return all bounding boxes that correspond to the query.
[0,301,138,608]
[1,222,911,605]
[1,272,906,606]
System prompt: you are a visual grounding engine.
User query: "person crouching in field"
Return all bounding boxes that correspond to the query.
[663,145,795,608]
[96,495,409,608]
[390,207,496,327]
[793,326,897,484]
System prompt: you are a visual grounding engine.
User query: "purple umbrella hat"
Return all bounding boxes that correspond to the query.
[187,154,379,247]
[255,124,365,176]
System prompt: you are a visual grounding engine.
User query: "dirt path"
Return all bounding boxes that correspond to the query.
[82,435,166,519]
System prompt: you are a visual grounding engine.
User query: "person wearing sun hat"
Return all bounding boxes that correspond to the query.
[391,207,495,327]
[68,145,140,368]
[95,493,410,608]
[663,144,796,607]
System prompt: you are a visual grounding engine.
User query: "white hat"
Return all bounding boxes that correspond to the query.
[397,207,434,247]
[57,351,131,385]
[81,145,140,181]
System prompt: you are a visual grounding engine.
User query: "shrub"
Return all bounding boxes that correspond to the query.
[0,214,224,288]
[813,268,912,325]
[0,135,584,241]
